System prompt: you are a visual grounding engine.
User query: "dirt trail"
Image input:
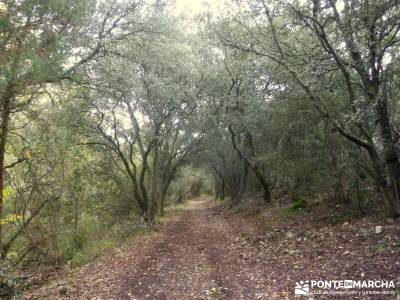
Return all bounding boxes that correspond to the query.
[47,198,271,300]
[116,199,269,300]
[32,198,399,300]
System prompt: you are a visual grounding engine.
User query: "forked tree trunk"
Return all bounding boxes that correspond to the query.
[228,125,272,204]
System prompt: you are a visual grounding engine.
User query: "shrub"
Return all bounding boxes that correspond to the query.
[290,194,306,211]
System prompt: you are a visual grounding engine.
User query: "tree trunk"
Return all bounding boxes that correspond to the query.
[376,96,400,216]
[214,176,220,199]
[221,178,225,200]
[148,144,159,224]
[159,188,167,217]
[74,195,79,233]
[228,126,272,203]
[212,166,225,200]
[0,90,12,247]
[230,172,241,204]
[158,178,172,217]
[238,161,249,202]
[263,186,271,203]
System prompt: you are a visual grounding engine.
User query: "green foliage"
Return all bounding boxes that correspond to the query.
[60,233,86,261]
[1,0,400,286]
[70,239,114,266]
[58,213,146,266]
[68,219,147,267]
[167,167,213,204]
[290,194,306,211]
[0,260,18,299]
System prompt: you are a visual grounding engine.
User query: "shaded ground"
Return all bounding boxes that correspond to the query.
[29,198,400,299]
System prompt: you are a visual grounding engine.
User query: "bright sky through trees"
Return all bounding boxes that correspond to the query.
[173,0,225,15]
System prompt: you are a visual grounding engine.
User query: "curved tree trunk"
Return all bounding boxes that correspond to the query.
[228,125,272,203]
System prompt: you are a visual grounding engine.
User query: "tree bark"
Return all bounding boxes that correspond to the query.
[376,96,400,215]
[228,125,272,203]
[221,177,225,200]
[238,161,249,203]
[158,183,168,217]
[214,176,220,199]
[0,87,13,246]
[148,139,160,224]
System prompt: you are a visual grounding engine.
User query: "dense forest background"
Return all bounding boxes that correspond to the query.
[1,0,400,295]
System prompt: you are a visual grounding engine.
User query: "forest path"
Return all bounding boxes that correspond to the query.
[59,197,271,300]
[30,198,400,299]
